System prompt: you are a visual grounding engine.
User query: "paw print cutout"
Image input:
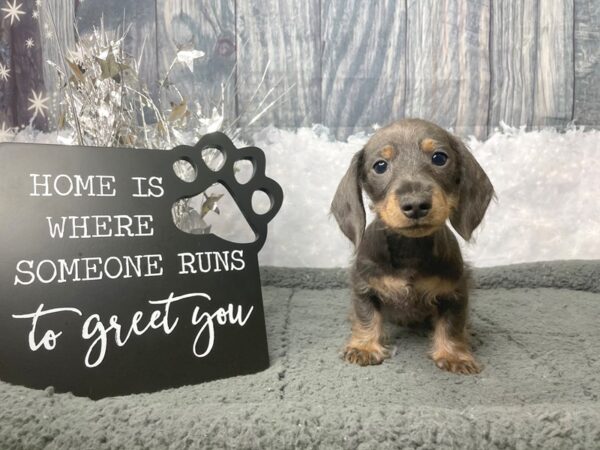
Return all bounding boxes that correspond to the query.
[170,132,283,252]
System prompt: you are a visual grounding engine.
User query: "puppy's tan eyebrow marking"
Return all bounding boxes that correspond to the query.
[380,145,395,159]
[420,138,439,153]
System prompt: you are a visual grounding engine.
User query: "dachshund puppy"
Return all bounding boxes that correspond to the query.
[331,118,494,374]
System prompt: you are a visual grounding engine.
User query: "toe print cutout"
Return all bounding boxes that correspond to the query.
[234,159,254,184]
[173,157,197,183]
[252,190,272,215]
[201,147,225,171]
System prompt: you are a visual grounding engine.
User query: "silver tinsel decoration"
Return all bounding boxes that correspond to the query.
[47,20,226,234]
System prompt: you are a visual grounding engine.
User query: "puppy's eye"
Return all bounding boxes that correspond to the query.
[431,152,448,166]
[373,160,388,174]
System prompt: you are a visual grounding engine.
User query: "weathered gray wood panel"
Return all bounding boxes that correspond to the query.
[236,0,321,129]
[39,0,77,128]
[155,0,236,121]
[321,0,407,139]
[76,0,159,98]
[533,0,574,127]
[488,0,537,131]
[574,0,600,127]
[404,0,491,139]
[3,0,600,137]
[0,14,15,127]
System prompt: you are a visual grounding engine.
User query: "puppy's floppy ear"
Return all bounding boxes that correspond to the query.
[331,149,366,247]
[448,134,494,241]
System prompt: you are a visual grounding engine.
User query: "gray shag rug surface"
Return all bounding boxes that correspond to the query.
[1,260,599,449]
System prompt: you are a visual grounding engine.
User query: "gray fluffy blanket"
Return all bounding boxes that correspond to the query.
[1,261,599,449]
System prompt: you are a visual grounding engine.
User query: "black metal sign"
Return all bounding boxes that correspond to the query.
[0,132,283,399]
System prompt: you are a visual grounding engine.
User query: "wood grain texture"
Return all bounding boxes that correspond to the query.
[0,13,15,127]
[76,0,159,98]
[236,0,321,130]
[39,0,76,129]
[574,0,600,127]
[404,0,491,139]
[3,0,600,137]
[8,0,47,129]
[533,0,574,127]
[321,0,407,139]
[155,0,235,122]
[488,0,537,130]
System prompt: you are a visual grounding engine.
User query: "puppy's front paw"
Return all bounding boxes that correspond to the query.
[343,344,391,366]
[433,352,481,375]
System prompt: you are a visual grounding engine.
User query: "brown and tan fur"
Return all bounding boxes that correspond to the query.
[331,119,494,374]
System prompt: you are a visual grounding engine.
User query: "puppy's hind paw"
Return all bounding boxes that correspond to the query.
[343,344,391,366]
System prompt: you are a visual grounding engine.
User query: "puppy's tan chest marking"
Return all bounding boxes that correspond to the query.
[369,274,411,299]
[369,274,458,304]
[414,275,458,299]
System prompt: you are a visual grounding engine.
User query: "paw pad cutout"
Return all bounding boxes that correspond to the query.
[201,147,225,171]
[233,159,254,185]
[252,190,271,215]
[173,157,197,183]
[170,132,283,251]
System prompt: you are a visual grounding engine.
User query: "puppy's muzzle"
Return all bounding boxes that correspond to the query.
[400,193,432,220]
[375,179,451,237]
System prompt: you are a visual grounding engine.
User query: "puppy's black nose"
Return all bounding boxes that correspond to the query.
[400,196,432,219]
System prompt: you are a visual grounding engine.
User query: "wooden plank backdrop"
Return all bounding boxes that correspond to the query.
[236,0,321,129]
[0,7,15,128]
[321,0,407,139]
[488,0,537,130]
[39,0,76,124]
[0,0,599,140]
[533,0,574,127]
[76,0,160,99]
[574,0,600,128]
[155,0,236,122]
[404,0,490,138]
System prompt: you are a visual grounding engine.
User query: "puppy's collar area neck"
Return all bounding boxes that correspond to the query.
[384,230,435,259]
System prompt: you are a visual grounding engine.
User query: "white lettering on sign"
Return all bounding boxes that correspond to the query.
[13,254,164,285]
[29,174,116,197]
[11,293,254,368]
[46,214,155,239]
[13,250,247,286]
[131,176,164,198]
[12,303,83,351]
[177,250,246,274]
